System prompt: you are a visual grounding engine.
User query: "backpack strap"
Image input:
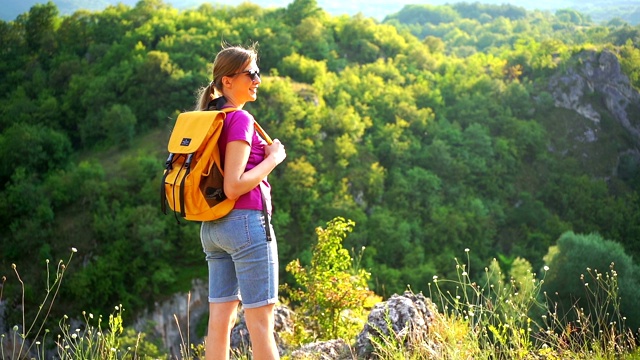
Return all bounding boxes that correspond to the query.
[253,121,272,145]
[160,153,175,215]
[260,186,273,242]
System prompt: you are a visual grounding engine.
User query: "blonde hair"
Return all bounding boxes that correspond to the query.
[195,44,258,110]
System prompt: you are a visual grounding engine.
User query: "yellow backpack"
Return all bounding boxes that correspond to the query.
[161,108,271,222]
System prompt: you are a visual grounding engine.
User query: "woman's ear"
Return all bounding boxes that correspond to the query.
[222,75,232,88]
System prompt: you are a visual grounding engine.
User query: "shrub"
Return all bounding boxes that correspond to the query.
[284,217,380,343]
[542,231,640,332]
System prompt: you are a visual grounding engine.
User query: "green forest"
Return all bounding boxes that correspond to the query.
[1,0,640,348]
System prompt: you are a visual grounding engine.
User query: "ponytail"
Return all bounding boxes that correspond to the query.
[195,82,215,111]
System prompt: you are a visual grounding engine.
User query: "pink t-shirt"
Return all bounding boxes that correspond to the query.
[218,109,272,214]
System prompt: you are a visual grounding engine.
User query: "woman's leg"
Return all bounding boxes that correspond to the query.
[244,303,280,360]
[205,300,240,360]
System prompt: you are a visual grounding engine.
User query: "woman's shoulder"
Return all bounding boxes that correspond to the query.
[227,108,254,124]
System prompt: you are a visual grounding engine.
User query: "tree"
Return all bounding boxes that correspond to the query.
[0,123,71,184]
[285,0,321,26]
[542,231,640,331]
[23,2,58,58]
[105,104,137,148]
[388,4,460,25]
[280,53,328,84]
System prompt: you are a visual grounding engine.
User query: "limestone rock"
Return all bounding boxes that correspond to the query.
[290,339,353,359]
[549,49,640,145]
[355,291,435,359]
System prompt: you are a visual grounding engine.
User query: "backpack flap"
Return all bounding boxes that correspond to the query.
[168,111,225,154]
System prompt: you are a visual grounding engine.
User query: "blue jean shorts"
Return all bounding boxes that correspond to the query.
[200,209,278,308]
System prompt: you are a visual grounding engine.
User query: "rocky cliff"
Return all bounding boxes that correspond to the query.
[132,279,209,357]
[547,49,640,178]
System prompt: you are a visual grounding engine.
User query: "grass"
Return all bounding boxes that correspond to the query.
[2,247,639,359]
[364,251,638,360]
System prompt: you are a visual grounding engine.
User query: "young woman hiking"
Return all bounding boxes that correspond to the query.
[196,44,286,360]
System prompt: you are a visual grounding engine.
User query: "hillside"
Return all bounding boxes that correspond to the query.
[1,0,640,356]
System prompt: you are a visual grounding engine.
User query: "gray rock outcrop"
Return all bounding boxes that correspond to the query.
[549,50,640,144]
[355,291,435,359]
[290,339,353,359]
[132,278,209,357]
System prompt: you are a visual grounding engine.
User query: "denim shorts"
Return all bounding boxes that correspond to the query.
[200,209,278,308]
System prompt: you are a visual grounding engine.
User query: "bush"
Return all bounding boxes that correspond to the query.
[284,217,380,343]
[542,231,640,332]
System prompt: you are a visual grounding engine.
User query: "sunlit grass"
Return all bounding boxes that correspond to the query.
[2,247,638,359]
[367,250,637,360]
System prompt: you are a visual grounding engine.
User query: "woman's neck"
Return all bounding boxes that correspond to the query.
[223,95,245,109]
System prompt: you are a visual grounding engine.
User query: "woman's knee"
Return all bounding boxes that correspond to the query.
[244,304,275,332]
[209,301,240,330]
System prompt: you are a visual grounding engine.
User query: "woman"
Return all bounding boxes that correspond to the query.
[197,44,286,360]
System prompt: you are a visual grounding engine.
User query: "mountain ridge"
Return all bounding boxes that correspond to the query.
[2,0,639,24]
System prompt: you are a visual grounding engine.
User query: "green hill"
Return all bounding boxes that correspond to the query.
[1,0,639,349]
[2,0,640,24]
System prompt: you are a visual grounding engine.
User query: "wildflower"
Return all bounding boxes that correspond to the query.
[72,334,77,339]
[543,266,549,271]
[584,283,589,287]
[71,247,78,253]
[462,271,468,276]
[465,248,470,252]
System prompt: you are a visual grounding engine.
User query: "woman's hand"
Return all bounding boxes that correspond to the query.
[265,139,286,166]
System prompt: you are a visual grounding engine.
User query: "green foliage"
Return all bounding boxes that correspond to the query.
[542,231,640,331]
[280,53,328,84]
[1,0,640,348]
[285,217,379,342]
[398,249,637,359]
[0,123,71,184]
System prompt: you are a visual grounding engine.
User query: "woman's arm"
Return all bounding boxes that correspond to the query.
[223,139,286,200]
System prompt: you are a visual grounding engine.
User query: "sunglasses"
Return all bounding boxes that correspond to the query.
[232,69,260,81]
